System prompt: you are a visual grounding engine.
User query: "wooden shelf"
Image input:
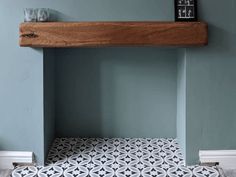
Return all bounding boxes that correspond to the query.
[19,22,208,48]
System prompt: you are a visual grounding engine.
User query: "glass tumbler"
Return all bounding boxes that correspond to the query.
[37,8,50,22]
[24,8,37,22]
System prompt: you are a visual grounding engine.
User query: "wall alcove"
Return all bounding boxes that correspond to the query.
[43,47,186,165]
[45,48,178,138]
[21,21,207,165]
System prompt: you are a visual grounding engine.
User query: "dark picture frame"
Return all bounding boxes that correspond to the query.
[175,0,198,22]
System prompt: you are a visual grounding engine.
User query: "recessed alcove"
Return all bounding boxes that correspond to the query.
[43,47,187,162]
[57,48,177,137]
[18,21,208,165]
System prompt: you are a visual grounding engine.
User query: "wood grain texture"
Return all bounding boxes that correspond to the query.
[19,22,208,47]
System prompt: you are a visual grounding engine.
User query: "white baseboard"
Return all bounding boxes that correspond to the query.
[199,150,236,169]
[0,151,34,169]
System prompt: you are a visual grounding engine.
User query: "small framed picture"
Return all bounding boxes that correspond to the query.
[175,0,198,21]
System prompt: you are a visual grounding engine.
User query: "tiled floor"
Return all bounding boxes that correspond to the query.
[11,138,220,177]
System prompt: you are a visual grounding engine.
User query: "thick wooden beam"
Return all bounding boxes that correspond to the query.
[19,22,208,47]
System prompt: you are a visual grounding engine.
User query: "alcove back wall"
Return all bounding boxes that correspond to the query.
[55,48,177,138]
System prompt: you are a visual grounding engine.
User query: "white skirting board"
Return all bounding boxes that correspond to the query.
[0,151,34,169]
[199,150,236,169]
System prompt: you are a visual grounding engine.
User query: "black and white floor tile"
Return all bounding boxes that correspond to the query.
[11,138,220,177]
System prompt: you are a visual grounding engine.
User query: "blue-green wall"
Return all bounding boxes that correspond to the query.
[43,49,55,160]
[55,48,177,138]
[0,0,45,164]
[177,50,186,161]
[185,0,236,164]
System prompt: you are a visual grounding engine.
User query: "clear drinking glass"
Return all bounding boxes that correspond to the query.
[37,8,50,22]
[24,8,37,22]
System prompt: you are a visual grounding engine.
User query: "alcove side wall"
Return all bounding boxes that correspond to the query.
[44,49,56,160]
[177,50,187,161]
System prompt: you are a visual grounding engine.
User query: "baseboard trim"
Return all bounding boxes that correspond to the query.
[199,150,236,169]
[0,151,34,169]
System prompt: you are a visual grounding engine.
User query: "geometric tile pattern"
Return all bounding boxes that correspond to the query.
[11,138,220,177]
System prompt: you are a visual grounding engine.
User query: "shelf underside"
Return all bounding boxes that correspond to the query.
[19,22,208,47]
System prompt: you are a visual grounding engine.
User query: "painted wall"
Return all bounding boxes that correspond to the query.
[47,0,174,22]
[177,50,186,161]
[55,48,177,138]
[43,49,55,159]
[185,0,236,164]
[0,0,45,164]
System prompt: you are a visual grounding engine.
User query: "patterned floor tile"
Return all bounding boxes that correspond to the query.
[11,138,220,177]
[11,166,38,177]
